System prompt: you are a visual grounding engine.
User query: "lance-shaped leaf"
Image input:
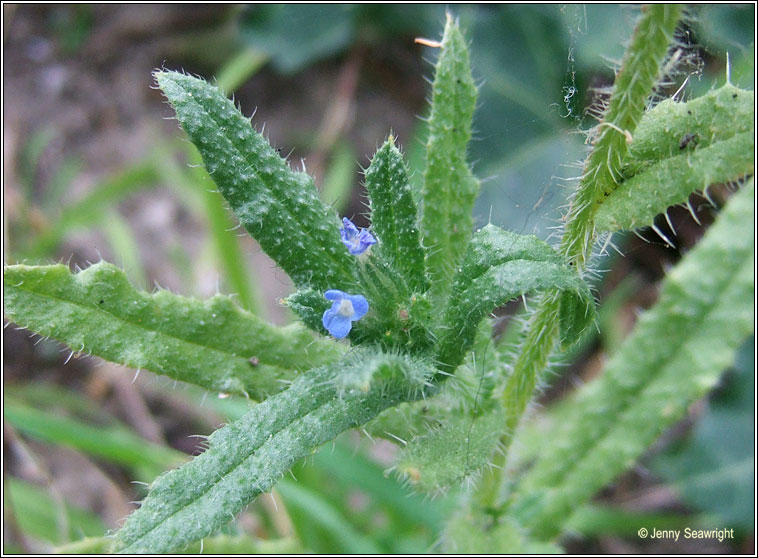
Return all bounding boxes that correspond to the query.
[364,137,426,291]
[420,14,479,302]
[155,70,356,292]
[621,84,754,177]
[3,262,342,398]
[595,85,755,232]
[511,181,755,539]
[113,350,434,553]
[436,225,594,374]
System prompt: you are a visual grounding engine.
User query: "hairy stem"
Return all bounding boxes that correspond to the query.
[483,4,683,508]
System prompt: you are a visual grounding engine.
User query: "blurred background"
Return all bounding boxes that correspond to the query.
[3,4,754,554]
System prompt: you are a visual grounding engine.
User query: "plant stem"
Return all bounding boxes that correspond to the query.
[479,4,683,510]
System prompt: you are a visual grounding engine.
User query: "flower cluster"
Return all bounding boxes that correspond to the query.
[322,218,376,338]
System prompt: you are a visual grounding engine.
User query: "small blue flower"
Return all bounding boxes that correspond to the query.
[340,217,376,255]
[322,289,369,338]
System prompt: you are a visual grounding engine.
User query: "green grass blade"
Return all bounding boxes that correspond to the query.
[511,180,755,539]
[155,70,357,292]
[113,350,433,553]
[187,146,267,316]
[24,162,159,260]
[42,156,83,216]
[321,140,356,214]
[276,480,382,554]
[178,534,301,555]
[101,209,147,288]
[6,478,108,545]
[213,48,269,94]
[55,537,113,554]
[3,399,184,474]
[3,262,341,398]
[18,127,56,201]
[153,143,266,316]
[309,441,448,533]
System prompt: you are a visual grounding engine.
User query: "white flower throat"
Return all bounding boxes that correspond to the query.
[337,298,354,318]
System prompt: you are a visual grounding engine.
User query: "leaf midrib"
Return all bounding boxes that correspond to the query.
[6,278,264,372]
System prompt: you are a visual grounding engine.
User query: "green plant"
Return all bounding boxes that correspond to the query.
[4,6,753,553]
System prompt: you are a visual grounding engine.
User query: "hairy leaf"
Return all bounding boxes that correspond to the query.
[395,404,504,493]
[155,70,356,292]
[3,262,341,397]
[420,14,479,302]
[622,84,753,176]
[364,137,426,291]
[596,85,755,232]
[114,350,434,553]
[443,508,562,554]
[436,224,594,373]
[511,181,755,539]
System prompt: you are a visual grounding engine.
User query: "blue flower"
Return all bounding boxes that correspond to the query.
[322,289,369,338]
[340,217,376,255]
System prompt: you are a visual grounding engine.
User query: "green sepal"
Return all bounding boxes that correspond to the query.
[364,137,426,291]
[284,288,330,335]
[3,262,341,398]
[436,225,594,373]
[420,14,479,302]
[155,70,356,292]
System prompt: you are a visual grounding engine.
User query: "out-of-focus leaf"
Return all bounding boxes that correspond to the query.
[6,478,107,545]
[239,5,355,74]
[276,480,382,554]
[3,397,184,476]
[321,140,356,214]
[444,507,562,554]
[652,336,755,529]
[24,162,159,259]
[511,181,754,540]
